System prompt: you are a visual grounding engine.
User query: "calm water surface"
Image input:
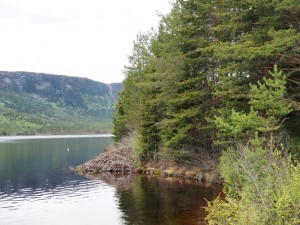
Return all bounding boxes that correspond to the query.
[0,135,221,225]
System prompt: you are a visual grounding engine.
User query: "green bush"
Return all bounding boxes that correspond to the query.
[206,142,300,225]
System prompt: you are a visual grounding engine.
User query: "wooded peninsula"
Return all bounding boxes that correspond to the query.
[111,0,300,224]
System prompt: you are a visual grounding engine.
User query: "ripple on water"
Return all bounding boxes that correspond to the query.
[0,180,123,225]
[0,179,115,212]
[0,136,125,225]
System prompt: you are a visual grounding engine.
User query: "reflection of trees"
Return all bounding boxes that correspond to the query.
[109,175,222,225]
[0,137,111,193]
[85,173,135,191]
[84,172,222,224]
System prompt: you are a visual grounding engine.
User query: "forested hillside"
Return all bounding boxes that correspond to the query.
[113,0,300,223]
[0,71,122,135]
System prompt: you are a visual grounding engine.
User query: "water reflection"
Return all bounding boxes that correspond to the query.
[90,173,222,225]
[0,136,221,225]
[0,136,111,193]
[0,136,125,225]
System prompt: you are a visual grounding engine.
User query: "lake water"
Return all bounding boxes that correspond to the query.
[0,135,221,225]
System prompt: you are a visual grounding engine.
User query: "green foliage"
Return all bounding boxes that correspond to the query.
[215,66,292,143]
[215,107,263,140]
[137,84,161,162]
[112,0,300,168]
[112,101,128,141]
[275,164,300,224]
[249,65,292,120]
[206,144,300,225]
[112,28,176,164]
[0,105,113,135]
[127,131,142,167]
[159,0,216,152]
[0,72,119,134]
[211,0,300,142]
[109,0,300,223]
[112,31,155,143]
[207,66,298,223]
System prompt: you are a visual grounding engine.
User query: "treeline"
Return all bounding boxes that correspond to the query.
[0,108,113,135]
[113,0,300,223]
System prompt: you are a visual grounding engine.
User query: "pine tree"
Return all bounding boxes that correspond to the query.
[112,0,299,165]
[158,0,218,159]
[112,32,155,142]
[211,0,300,142]
[215,65,292,144]
[136,4,184,161]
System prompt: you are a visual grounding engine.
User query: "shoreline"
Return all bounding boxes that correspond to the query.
[74,142,223,185]
[137,161,223,184]
[0,134,113,142]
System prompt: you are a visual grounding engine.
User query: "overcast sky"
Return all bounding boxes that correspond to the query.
[0,0,172,83]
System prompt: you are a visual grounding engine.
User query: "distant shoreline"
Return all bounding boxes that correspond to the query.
[0,134,113,142]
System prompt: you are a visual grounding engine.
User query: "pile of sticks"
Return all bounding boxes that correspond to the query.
[75,146,135,174]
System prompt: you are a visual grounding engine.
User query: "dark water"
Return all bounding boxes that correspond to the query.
[0,136,221,225]
[115,176,222,225]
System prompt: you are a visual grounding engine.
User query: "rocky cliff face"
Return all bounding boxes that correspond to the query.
[0,71,122,109]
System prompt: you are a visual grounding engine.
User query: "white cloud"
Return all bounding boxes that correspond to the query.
[0,0,171,83]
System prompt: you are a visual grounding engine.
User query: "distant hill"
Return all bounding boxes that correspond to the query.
[0,71,123,135]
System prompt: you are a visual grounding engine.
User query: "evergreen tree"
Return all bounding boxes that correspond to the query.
[158,0,218,160]
[137,4,184,161]
[211,0,300,133]
[215,65,292,143]
[113,32,155,142]
[112,0,299,166]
